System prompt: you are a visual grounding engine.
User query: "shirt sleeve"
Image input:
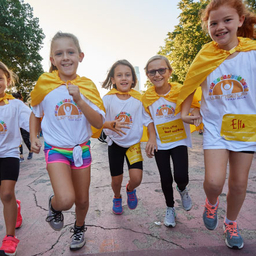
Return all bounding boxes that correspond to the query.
[18,101,32,132]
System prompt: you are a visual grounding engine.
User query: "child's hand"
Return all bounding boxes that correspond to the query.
[111,117,130,136]
[190,108,202,127]
[31,138,42,154]
[145,138,158,158]
[67,84,82,104]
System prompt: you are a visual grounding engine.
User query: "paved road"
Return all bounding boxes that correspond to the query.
[0,133,256,256]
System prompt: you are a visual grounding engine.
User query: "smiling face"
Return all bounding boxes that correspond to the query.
[146,59,172,94]
[0,69,10,97]
[50,37,84,82]
[111,64,134,92]
[208,5,244,50]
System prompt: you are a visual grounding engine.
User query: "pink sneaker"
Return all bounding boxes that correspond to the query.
[0,235,19,255]
[15,200,22,229]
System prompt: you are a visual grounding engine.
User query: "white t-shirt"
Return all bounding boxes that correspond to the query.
[32,85,105,148]
[103,94,153,147]
[201,51,256,151]
[0,99,31,158]
[149,97,192,150]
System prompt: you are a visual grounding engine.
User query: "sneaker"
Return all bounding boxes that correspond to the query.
[112,197,123,215]
[15,200,22,229]
[177,186,192,211]
[203,198,219,230]
[224,222,244,249]
[45,195,64,231]
[27,152,33,160]
[19,157,24,163]
[164,207,176,227]
[0,235,19,255]
[70,222,87,251]
[126,183,138,210]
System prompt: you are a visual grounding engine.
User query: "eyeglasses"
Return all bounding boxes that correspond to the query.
[147,68,169,77]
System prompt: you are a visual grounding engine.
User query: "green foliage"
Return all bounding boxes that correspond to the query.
[245,0,256,10]
[158,0,211,84]
[0,0,45,102]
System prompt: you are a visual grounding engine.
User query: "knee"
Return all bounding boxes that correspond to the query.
[204,180,223,195]
[55,195,75,211]
[229,182,247,195]
[75,198,89,210]
[1,191,15,204]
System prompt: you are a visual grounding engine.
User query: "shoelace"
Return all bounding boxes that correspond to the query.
[70,226,87,241]
[114,200,121,207]
[205,203,218,219]
[128,193,135,201]
[46,210,63,223]
[225,223,239,238]
[166,208,175,217]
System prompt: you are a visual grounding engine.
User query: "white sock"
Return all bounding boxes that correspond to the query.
[225,217,236,225]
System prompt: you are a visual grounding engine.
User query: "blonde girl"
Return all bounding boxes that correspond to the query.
[142,55,200,228]
[0,61,31,255]
[177,0,256,249]
[102,59,157,215]
[30,32,105,251]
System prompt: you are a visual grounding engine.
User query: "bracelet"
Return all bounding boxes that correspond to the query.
[113,122,116,129]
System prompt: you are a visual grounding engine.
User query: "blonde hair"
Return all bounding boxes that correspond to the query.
[49,32,82,72]
[144,55,172,73]
[102,60,137,90]
[201,0,256,39]
[0,61,18,87]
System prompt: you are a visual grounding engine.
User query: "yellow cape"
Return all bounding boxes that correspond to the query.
[175,37,256,114]
[142,83,201,133]
[106,88,142,101]
[0,93,15,104]
[30,70,105,138]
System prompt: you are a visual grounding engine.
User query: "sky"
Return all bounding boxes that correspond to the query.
[24,0,181,96]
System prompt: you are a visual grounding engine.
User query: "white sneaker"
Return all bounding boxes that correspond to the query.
[177,187,192,211]
[164,207,176,227]
[70,222,87,251]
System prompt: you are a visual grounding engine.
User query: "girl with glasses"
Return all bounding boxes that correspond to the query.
[142,55,201,228]
[177,0,256,249]
[102,59,157,215]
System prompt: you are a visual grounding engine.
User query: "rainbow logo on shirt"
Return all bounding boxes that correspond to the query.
[55,99,82,120]
[115,112,133,124]
[156,104,175,118]
[209,74,248,100]
[0,120,7,135]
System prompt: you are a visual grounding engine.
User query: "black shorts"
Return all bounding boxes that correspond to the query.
[108,142,143,177]
[0,157,20,185]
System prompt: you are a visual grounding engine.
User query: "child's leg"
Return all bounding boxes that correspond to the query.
[0,180,17,236]
[72,166,91,226]
[47,162,75,211]
[227,152,253,221]
[127,168,142,191]
[204,149,229,205]
[111,174,123,198]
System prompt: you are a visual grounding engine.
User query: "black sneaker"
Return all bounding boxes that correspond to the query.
[27,152,33,160]
[70,222,87,251]
[45,195,64,231]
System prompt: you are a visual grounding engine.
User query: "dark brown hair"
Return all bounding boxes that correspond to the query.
[201,0,256,39]
[102,60,137,90]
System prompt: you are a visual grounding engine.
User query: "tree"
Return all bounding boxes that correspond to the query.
[158,0,211,84]
[245,0,256,10]
[0,0,45,102]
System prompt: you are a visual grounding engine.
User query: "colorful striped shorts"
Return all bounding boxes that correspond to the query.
[44,141,91,169]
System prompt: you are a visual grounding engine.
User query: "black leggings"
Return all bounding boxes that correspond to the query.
[154,145,189,207]
[19,128,31,154]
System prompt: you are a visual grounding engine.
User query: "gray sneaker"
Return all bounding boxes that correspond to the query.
[70,223,87,251]
[45,195,64,231]
[224,222,244,249]
[177,187,192,211]
[164,207,176,227]
[203,198,219,230]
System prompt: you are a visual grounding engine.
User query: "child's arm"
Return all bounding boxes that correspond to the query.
[145,122,158,158]
[103,117,130,136]
[181,93,201,125]
[68,84,103,129]
[29,112,42,153]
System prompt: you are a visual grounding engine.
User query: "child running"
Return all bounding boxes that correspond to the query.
[30,32,105,251]
[0,61,31,255]
[102,59,157,215]
[142,55,201,227]
[177,0,256,249]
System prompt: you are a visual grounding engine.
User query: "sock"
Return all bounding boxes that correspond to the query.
[225,217,236,225]
[207,199,218,207]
